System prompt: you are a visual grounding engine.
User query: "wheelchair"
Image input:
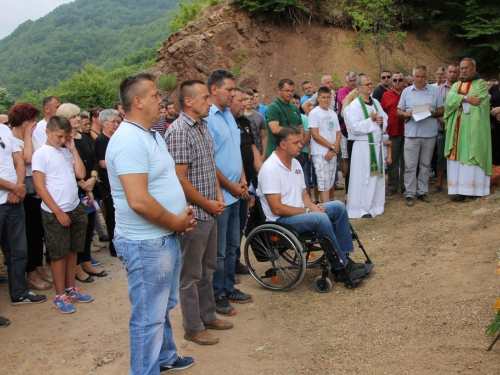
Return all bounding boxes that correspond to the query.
[243,199,373,293]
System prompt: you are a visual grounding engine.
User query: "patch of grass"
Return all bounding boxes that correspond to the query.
[230,50,249,78]
[157,74,178,91]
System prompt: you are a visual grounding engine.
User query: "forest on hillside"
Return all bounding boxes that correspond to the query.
[0,0,178,97]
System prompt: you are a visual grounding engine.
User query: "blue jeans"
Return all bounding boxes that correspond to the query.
[302,152,312,196]
[0,202,29,299]
[114,233,181,375]
[276,201,353,270]
[213,200,240,298]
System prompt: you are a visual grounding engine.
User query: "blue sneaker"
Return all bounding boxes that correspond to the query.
[160,356,195,373]
[53,295,76,314]
[66,287,93,303]
[90,258,101,266]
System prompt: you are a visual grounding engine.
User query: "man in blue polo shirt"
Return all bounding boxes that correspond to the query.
[106,73,196,374]
[397,65,444,207]
[206,69,253,317]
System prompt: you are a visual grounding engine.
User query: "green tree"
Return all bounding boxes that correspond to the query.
[0,87,15,114]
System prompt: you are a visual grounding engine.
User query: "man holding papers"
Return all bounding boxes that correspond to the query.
[444,58,491,200]
[397,65,444,207]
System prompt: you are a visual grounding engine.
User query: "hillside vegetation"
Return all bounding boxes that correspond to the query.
[0,0,178,97]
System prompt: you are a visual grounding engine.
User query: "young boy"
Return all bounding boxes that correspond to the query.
[308,86,342,203]
[32,116,93,314]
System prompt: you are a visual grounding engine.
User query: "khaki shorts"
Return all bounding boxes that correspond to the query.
[41,203,88,260]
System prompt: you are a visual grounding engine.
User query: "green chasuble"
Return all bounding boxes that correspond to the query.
[443,78,492,175]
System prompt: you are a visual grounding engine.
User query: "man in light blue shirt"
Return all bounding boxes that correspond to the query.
[206,69,253,317]
[106,73,196,375]
[397,65,444,207]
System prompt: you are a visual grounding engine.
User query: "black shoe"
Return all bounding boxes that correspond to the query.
[215,297,236,316]
[160,355,195,373]
[10,291,46,305]
[361,214,372,218]
[226,289,253,304]
[333,262,367,283]
[0,316,10,328]
[417,194,430,203]
[405,197,414,207]
[235,264,250,275]
[345,256,368,271]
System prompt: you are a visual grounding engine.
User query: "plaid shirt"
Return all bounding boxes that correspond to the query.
[166,112,217,220]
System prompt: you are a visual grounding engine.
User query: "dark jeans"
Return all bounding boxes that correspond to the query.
[387,135,405,192]
[302,152,312,196]
[0,202,29,299]
[23,195,44,272]
[77,211,96,264]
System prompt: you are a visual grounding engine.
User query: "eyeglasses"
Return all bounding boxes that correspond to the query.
[393,78,404,82]
[0,136,5,149]
[381,76,391,79]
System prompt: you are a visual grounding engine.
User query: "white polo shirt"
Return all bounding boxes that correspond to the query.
[257,152,305,222]
[0,124,21,205]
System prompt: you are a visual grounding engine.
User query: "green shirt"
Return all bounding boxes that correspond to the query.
[265,97,302,157]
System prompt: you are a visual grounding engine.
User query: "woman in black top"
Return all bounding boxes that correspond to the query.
[56,104,107,282]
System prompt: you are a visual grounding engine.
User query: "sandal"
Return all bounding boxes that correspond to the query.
[36,272,53,284]
[26,277,52,291]
[75,275,94,283]
[82,270,108,277]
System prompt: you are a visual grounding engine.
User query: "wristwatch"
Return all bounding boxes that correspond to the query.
[305,208,310,213]
[330,144,335,151]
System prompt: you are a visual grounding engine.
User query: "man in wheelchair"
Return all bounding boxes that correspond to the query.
[257,126,369,285]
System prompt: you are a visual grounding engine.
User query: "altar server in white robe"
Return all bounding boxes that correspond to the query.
[344,74,388,219]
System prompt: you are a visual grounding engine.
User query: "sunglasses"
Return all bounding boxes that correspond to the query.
[393,78,404,82]
[381,75,391,79]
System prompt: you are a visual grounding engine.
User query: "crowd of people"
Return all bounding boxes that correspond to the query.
[0,59,498,374]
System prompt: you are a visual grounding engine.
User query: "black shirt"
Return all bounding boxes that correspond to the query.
[236,116,256,185]
[372,85,388,102]
[165,114,179,126]
[94,133,111,190]
[74,133,98,197]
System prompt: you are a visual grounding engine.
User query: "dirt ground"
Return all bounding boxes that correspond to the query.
[1,176,500,375]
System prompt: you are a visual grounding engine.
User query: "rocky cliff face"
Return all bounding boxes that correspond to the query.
[152,4,454,105]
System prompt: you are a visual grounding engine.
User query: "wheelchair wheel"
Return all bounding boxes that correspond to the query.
[314,276,332,293]
[244,223,306,291]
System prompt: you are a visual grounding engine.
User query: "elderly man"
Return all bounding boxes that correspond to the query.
[444,58,491,200]
[381,72,406,195]
[397,65,444,207]
[372,70,392,101]
[257,126,369,285]
[344,74,388,218]
[433,67,446,87]
[94,109,121,258]
[206,69,253,317]
[106,73,196,374]
[167,79,232,346]
[302,75,336,115]
[32,96,60,146]
[265,78,303,157]
[432,64,460,194]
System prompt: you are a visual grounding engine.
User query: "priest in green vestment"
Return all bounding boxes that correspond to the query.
[444,57,491,199]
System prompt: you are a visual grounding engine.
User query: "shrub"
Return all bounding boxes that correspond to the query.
[157,74,178,91]
[168,0,205,32]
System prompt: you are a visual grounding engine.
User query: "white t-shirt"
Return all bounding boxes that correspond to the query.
[308,106,340,155]
[32,119,47,147]
[0,125,21,205]
[32,145,80,213]
[257,152,306,222]
[13,136,41,177]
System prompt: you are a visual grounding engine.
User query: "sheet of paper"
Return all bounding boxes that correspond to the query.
[462,102,470,114]
[412,103,431,122]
